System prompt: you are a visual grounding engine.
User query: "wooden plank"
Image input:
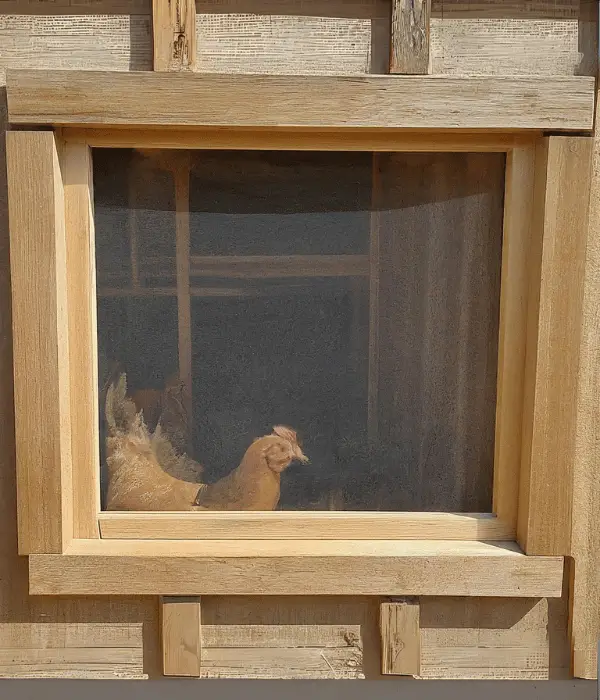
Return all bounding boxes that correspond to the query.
[6,131,72,554]
[187,255,368,278]
[492,146,535,531]
[0,1,150,13]
[571,100,600,680]
[64,128,533,152]
[0,623,143,649]
[368,153,380,442]
[173,159,193,435]
[518,137,594,555]
[128,161,140,289]
[380,600,420,676]
[0,15,152,77]
[199,647,363,679]
[0,622,144,678]
[152,0,196,71]
[29,540,564,597]
[161,597,201,677]
[195,10,384,77]
[429,16,584,77]
[6,71,595,131]
[98,512,515,540]
[419,596,570,680]
[390,0,431,74]
[201,624,362,648]
[62,142,100,540]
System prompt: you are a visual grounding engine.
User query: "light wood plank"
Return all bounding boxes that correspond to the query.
[518,137,594,555]
[62,142,100,540]
[571,101,600,680]
[419,596,570,680]
[64,128,534,152]
[188,255,368,278]
[161,597,201,677]
[0,623,143,650]
[368,153,381,442]
[492,146,535,531]
[6,71,595,131]
[174,159,193,435]
[29,539,564,597]
[201,624,361,648]
[380,600,420,675]
[390,0,431,74]
[153,0,196,71]
[0,1,150,13]
[199,647,363,679]
[0,14,152,76]
[0,622,144,678]
[98,511,515,540]
[6,131,72,554]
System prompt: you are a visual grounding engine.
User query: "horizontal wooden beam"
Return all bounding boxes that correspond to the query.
[28,540,564,597]
[6,71,595,131]
[64,128,535,152]
[98,512,515,541]
[168,255,368,279]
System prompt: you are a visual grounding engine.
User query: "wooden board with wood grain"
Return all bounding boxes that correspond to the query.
[518,136,594,556]
[152,0,196,71]
[571,91,600,680]
[380,600,420,675]
[6,131,72,554]
[390,0,431,74]
[161,597,201,676]
[5,70,595,131]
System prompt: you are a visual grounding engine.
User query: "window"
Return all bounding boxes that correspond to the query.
[93,148,505,515]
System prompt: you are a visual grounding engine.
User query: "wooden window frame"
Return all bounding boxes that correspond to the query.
[5,69,593,599]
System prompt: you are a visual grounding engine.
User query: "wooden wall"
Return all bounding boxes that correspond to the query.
[0,0,595,680]
[0,0,594,83]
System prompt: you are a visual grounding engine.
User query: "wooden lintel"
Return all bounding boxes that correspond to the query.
[5,71,595,132]
[390,0,431,74]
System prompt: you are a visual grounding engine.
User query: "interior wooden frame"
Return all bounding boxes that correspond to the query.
[6,69,592,596]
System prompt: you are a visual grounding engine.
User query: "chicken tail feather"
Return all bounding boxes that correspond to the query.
[105,372,138,436]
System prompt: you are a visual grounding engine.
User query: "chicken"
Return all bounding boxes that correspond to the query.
[103,373,308,512]
[194,426,308,511]
[104,373,204,511]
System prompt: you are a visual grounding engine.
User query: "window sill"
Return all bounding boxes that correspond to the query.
[28,539,564,598]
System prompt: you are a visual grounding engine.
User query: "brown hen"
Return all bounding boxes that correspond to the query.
[193,426,308,511]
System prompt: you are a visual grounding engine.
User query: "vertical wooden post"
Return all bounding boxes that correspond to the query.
[492,146,536,534]
[128,158,140,290]
[368,153,381,444]
[174,157,193,441]
[380,600,420,676]
[63,142,101,539]
[152,0,196,72]
[571,114,600,679]
[161,596,202,676]
[6,131,73,554]
[518,137,593,556]
[390,0,431,74]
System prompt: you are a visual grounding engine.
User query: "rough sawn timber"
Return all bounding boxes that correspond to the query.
[28,540,564,597]
[5,70,595,131]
